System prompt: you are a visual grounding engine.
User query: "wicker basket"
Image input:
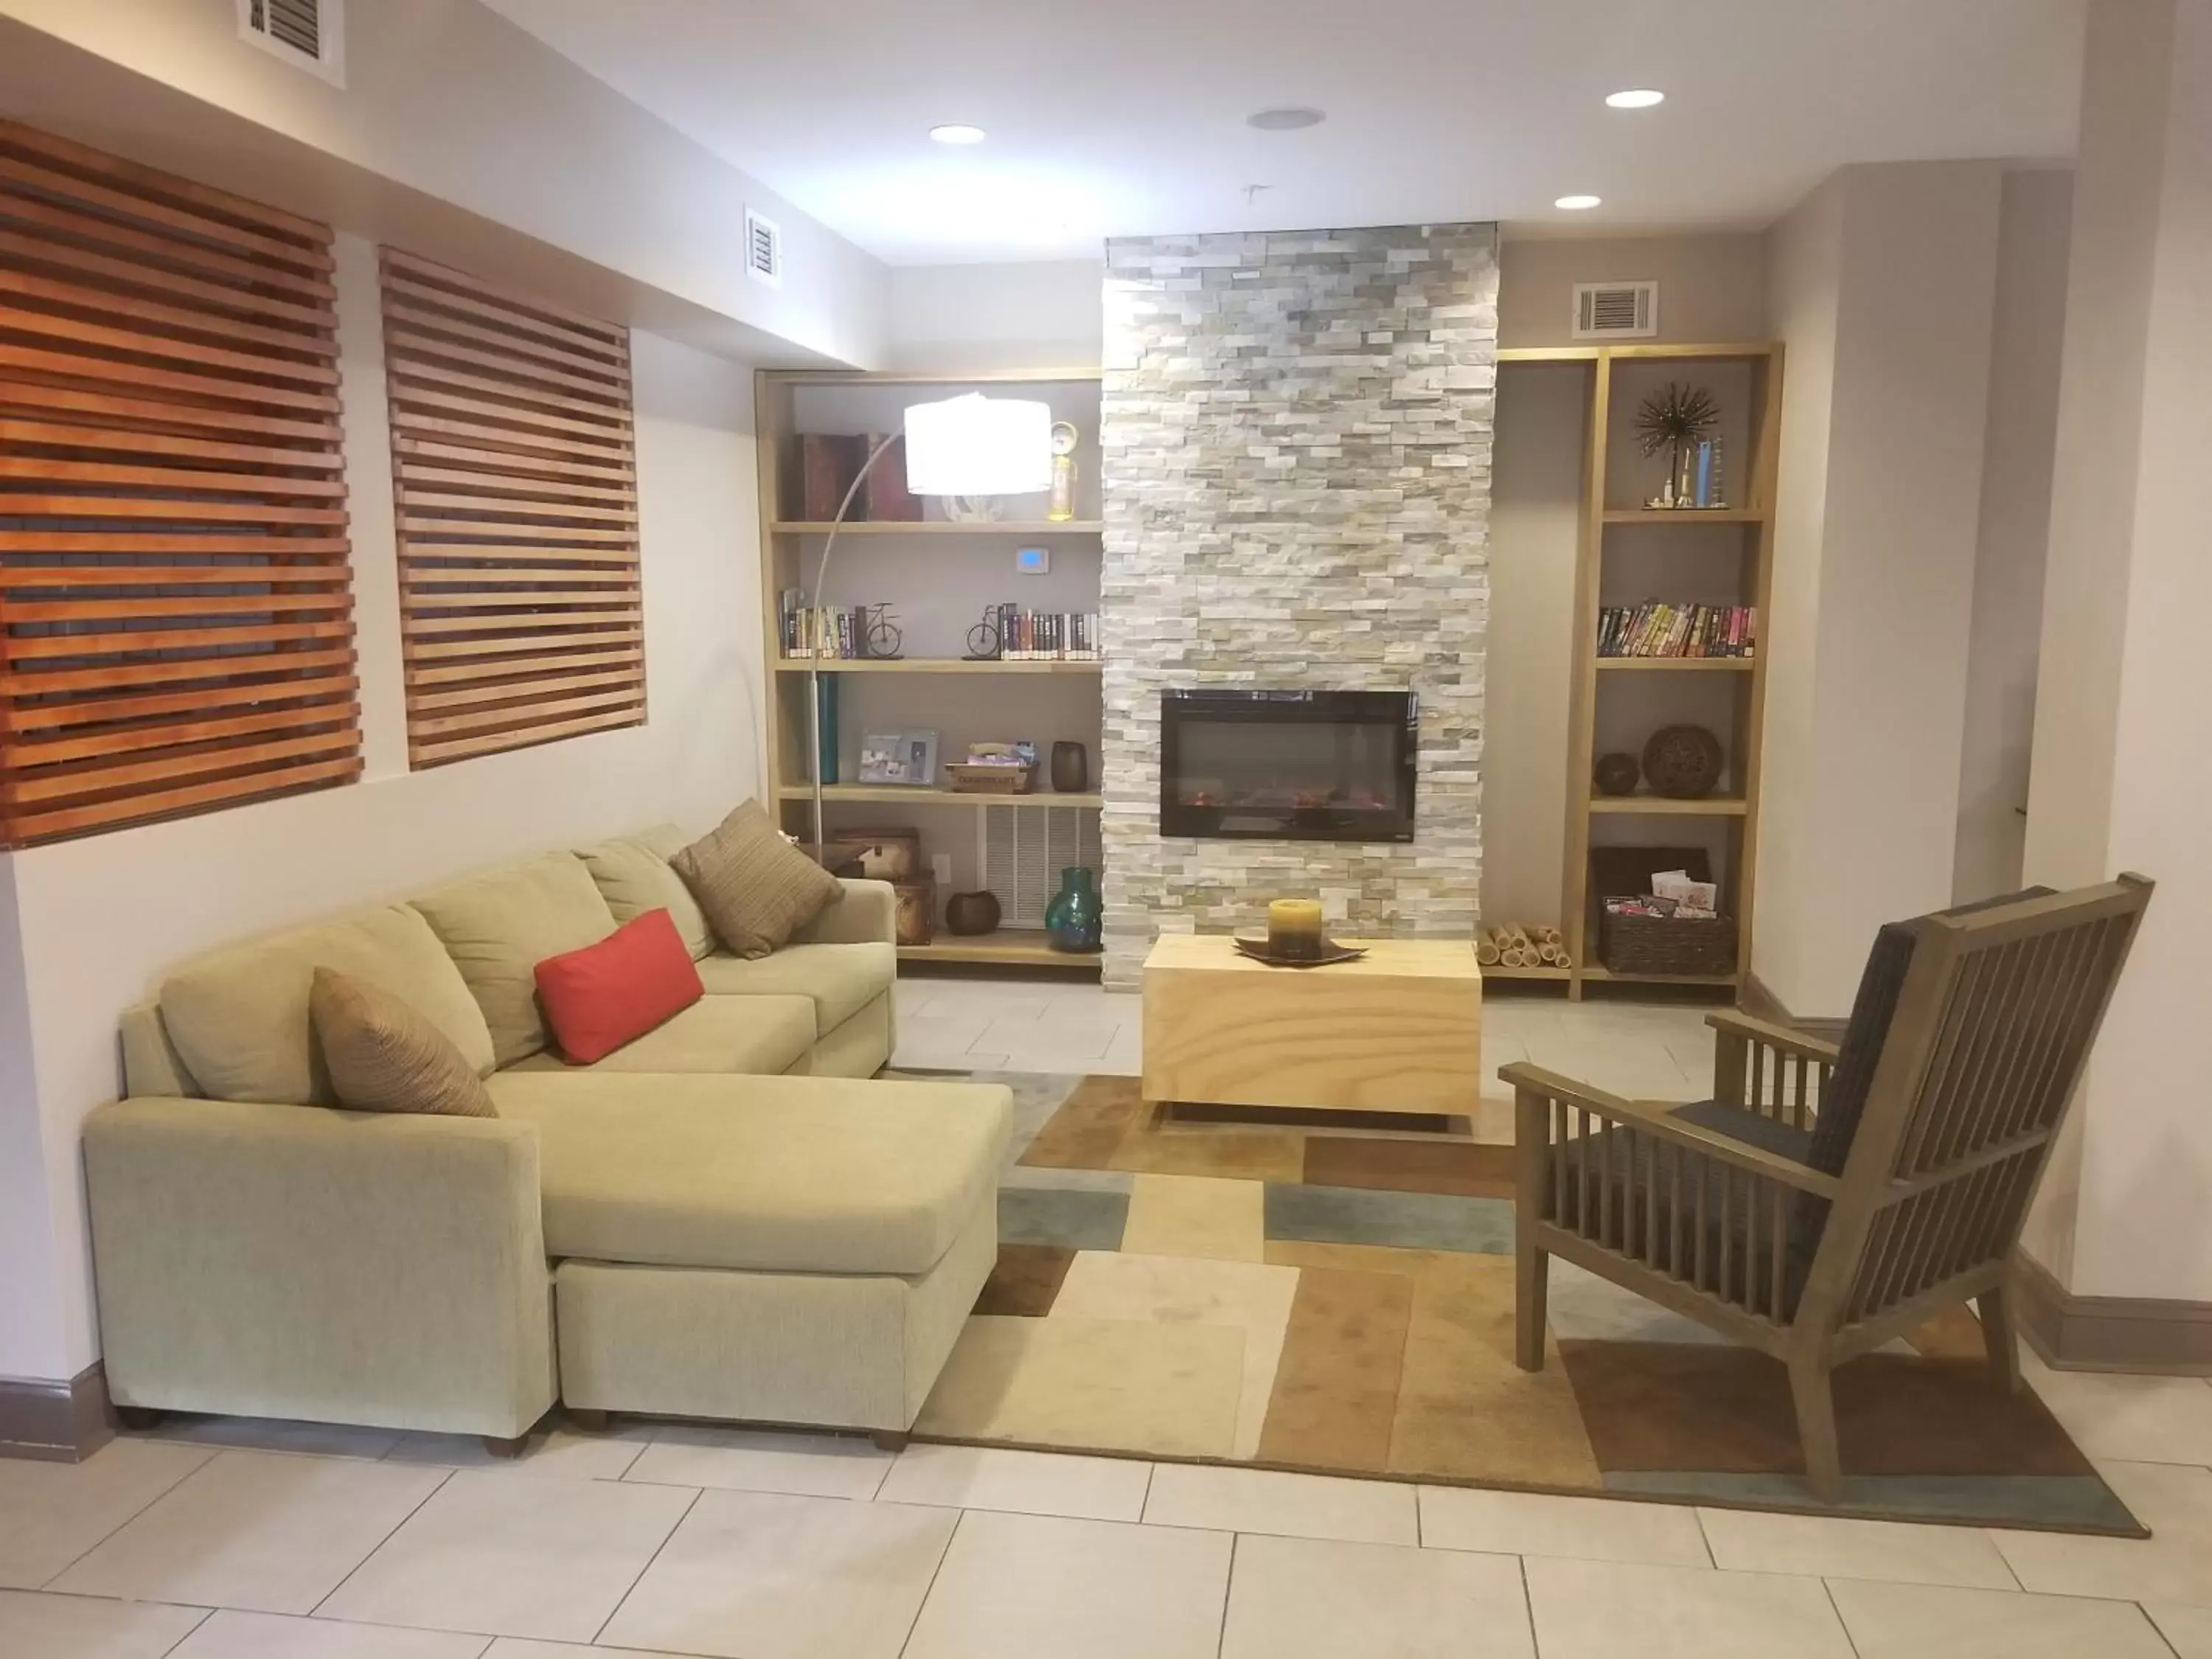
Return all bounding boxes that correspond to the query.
[1591,845,1736,976]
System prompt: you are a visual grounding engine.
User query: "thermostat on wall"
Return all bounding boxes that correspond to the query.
[1015,546,1050,574]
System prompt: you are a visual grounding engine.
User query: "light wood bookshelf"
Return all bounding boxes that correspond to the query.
[755,367,1106,974]
[1514,342,1784,1000]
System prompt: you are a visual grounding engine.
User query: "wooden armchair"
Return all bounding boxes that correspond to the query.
[1503,874,2154,1501]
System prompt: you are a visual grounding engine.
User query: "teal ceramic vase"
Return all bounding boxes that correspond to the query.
[1045,866,1102,953]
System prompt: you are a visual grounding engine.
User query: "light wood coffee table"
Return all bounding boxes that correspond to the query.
[1141,935,1483,1119]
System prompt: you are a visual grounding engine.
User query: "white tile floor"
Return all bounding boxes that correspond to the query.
[10,981,2212,1658]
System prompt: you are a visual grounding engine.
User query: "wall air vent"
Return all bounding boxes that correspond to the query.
[1571,279,1659,341]
[238,0,345,86]
[745,208,783,288]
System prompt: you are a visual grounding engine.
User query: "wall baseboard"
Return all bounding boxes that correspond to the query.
[2017,1251,2212,1376]
[0,1363,114,1463]
[1742,972,1848,1043]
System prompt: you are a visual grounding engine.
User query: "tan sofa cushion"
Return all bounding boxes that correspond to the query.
[310,969,498,1117]
[577,826,712,961]
[505,993,815,1077]
[693,942,894,1033]
[486,1071,1013,1275]
[671,801,843,960]
[412,854,616,1068]
[161,905,495,1105]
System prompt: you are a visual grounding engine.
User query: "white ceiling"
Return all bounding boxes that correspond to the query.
[482,0,2085,266]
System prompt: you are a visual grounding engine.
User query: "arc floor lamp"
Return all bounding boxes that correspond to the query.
[806,393,1054,854]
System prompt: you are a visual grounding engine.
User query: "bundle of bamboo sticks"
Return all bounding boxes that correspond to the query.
[1476,924,1571,970]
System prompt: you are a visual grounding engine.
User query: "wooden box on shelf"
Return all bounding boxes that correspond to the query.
[944,762,1034,795]
[796,434,866,521]
[862,434,922,522]
[827,826,922,881]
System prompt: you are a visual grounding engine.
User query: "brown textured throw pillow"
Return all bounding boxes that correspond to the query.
[669,800,843,959]
[309,967,497,1117]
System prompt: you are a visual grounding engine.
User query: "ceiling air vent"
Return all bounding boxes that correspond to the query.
[745,209,783,288]
[238,0,345,86]
[1571,280,1659,341]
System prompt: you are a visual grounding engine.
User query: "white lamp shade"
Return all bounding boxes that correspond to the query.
[902,394,1053,495]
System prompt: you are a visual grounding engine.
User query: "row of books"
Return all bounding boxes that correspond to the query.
[1599,602,1756,659]
[779,592,880,659]
[992,605,1101,661]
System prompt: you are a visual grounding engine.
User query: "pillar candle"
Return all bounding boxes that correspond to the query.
[1267,898,1324,958]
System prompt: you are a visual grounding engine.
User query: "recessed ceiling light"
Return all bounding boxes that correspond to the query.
[1247,107,1326,131]
[1554,194,1602,211]
[1605,88,1666,109]
[929,123,987,145]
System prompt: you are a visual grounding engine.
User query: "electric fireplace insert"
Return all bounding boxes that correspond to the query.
[1159,688,1417,843]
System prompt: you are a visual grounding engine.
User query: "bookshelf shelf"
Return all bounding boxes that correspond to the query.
[773,659,1102,675]
[1579,963,1742,988]
[1601,507,1767,525]
[1587,794,1750,817]
[773,784,1102,810]
[897,929,1097,969]
[771,521,1103,536]
[1481,962,1574,983]
[1595,658,1756,672]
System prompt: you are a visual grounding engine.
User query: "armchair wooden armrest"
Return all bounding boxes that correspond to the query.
[1500,1061,1840,1198]
[1703,1012,1835,1129]
[1705,1009,1841,1065]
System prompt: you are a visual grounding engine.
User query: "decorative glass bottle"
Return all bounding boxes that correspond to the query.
[1044,866,1102,953]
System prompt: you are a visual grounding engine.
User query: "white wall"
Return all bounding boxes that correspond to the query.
[884,262,1105,372]
[0,0,887,368]
[2023,0,2212,1302]
[0,234,765,1385]
[1756,163,2005,1018]
[1955,171,2073,903]
[1756,175,1846,1014]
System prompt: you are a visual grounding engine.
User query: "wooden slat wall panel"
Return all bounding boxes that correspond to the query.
[378,248,643,769]
[0,119,358,847]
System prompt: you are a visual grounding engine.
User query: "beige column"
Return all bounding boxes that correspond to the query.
[2021,0,2212,1312]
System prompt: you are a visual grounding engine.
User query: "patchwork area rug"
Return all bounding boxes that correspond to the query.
[900,1071,2143,1537]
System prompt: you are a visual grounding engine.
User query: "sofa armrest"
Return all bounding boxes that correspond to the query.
[84,1098,555,1438]
[791,878,897,947]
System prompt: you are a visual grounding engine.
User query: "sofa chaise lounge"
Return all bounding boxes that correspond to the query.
[83,823,1011,1451]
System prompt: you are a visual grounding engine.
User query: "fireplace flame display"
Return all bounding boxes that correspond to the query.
[1159,689,1416,844]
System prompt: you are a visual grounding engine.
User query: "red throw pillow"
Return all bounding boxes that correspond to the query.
[534,908,703,1065]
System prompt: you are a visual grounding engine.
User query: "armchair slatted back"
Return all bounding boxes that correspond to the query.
[1800,876,2153,1338]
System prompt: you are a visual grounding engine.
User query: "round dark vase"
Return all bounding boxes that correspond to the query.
[945,890,1001,937]
[1643,723,1726,799]
[1044,866,1103,953]
[1050,740,1089,794]
[1593,751,1641,797]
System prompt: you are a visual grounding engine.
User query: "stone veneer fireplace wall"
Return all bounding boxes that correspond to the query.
[1099,223,1499,989]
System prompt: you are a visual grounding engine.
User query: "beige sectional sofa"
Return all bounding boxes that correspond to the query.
[84,824,1010,1448]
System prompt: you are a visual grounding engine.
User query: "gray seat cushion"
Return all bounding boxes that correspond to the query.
[1673,1099,1816,1164]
